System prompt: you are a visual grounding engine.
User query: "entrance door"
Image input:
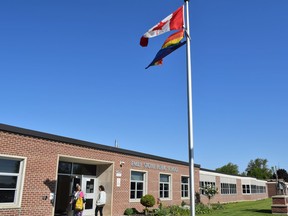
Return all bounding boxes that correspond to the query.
[81,176,97,216]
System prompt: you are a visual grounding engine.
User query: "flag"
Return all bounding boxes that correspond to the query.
[145,41,186,69]
[140,6,184,47]
[145,30,185,69]
[161,29,184,49]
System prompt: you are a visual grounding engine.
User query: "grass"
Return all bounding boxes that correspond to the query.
[199,198,286,216]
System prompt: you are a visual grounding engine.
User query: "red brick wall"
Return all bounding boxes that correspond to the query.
[0,129,270,216]
[0,131,195,216]
[267,182,277,197]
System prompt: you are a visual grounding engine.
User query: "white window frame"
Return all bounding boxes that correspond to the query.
[129,170,147,202]
[0,154,26,208]
[242,184,251,194]
[220,183,237,195]
[251,185,266,194]
[159,173,171,200]
[181,176,189,199]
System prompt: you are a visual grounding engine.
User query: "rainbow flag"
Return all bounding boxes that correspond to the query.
[146,30,186,69]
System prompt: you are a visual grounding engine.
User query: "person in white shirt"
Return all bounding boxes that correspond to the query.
[95,185,106,216]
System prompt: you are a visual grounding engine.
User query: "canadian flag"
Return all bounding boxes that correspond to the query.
[140,6,184,47]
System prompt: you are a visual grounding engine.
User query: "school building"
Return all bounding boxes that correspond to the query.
[0,123,269,216]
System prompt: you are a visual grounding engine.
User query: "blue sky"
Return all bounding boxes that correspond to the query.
[1,0,287,173]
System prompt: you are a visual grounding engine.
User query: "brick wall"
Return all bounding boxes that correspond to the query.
[0,130,195,216]
[0,126,270,216]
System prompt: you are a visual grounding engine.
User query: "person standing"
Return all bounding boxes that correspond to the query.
[71,184,85,216]
[95,185,106,216]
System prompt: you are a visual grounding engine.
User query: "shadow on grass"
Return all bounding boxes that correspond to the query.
[242,209,272,214]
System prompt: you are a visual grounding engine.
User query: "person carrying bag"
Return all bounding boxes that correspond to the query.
[71,184,85,216]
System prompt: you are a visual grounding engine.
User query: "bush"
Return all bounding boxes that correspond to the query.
[141,194,155,215]
[169,205,190,216]
[153,205,190,216]
[195,203,212,214]
[140,194,156,208]
[153,207,170,216]
[195,192,201,204]
[124,208,134,215]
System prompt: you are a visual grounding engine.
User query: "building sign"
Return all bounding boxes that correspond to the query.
[131,161,178,172]
[117,178,121,187]
[116,170,122,177]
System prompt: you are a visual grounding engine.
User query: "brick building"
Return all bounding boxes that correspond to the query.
[0,124,268,216]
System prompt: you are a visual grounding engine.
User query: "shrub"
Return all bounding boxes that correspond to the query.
[153,207,170,216]
[195,203,212,214]
[195,192,201,204]
[169,205,190,216]
[124,208,134,215]
[140,194,155,215]
[140,194,155,208]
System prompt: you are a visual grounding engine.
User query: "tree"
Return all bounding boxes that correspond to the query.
[201,184,218,208]
[245,158,273,180]
[215,162,239,175]
[273,168,288,182]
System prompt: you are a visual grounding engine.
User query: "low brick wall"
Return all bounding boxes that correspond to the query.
[272,195,288,215]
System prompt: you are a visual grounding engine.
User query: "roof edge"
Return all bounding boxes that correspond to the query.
[0,123,199,167]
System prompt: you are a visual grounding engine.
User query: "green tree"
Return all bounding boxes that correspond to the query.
[201,184,218,208]
[215,162,239,175]
[273,168,288,182]
[245,158,273,180]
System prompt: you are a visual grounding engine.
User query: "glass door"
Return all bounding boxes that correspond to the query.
[81,176,97,216]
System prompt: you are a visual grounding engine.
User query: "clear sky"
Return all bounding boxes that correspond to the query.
[1,0,287,174]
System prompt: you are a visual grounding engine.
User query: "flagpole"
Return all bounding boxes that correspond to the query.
[184,0,195,216]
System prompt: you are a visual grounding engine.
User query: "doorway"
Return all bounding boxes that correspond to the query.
[54,158,113,216]
[54,161,97,216]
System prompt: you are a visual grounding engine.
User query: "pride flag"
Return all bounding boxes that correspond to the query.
[146,30,185,69]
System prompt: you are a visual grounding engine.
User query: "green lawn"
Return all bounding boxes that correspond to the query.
[199,198,285,216]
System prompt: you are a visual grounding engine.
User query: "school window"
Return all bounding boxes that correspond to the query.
[0,156,25,207]
[200,181,216,195]
[181,176,189,198]
[130,171,146,200]
[251,185,266,194]
[242,184,251,194]
[159,174,171,199]
[220,183,237,194]
[259,186,266,193]
[230,184,237,194]
[58,161,96,175]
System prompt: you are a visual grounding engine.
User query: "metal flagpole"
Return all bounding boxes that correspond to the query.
[184,0,195,216]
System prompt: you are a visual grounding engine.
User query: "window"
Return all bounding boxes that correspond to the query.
[159,174,171,199]
[259,186,266,193]
[251,185,257,193]
[58,162,96,175]
[200,181,216,195]
[230,184,237,194]
[0,156,25,207]
[220,183,237,194]
[251,185,266,194]
[242,184,251,194]
[181,176,189,198]
[130,171,146,200]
